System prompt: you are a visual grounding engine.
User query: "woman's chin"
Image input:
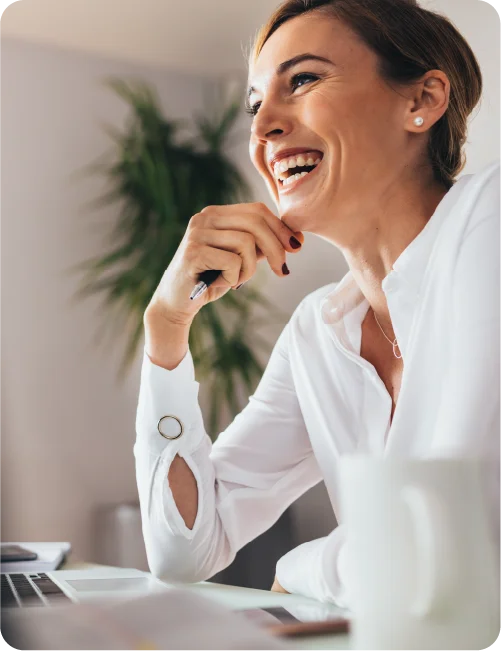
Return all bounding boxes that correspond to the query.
[279,207,316,235]
[280,214,304,233]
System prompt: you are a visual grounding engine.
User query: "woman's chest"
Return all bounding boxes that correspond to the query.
[359,316,404,420]
[291,326,398,456]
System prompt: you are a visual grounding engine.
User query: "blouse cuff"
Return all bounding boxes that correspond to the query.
[276,526,348,606]
[135,347,206,457]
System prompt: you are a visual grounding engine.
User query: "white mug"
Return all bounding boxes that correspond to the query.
[339,457,499,650]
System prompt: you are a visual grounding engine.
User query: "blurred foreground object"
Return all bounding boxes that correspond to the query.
[3,588,285,650]
[340,457,499,650]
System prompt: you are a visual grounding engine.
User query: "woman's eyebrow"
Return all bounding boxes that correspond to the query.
[247,53,334,98]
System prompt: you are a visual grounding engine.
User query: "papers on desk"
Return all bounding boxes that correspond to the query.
[1,542,71,573]
[3,588,287,650]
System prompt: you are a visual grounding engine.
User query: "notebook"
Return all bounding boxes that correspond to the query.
[1,542,71,573]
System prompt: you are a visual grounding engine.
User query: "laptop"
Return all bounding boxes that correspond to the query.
[1,567,171,609]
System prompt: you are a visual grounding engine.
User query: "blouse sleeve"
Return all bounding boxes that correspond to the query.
[431,165,500,537]
[428,167,501,458]
[134,317,322,583]
[275,525,350,606]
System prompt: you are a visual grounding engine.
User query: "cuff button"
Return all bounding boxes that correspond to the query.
[157,415,184,440]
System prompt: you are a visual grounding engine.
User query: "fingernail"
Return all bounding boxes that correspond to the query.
[282,263,290,275]
[290,236,301,249]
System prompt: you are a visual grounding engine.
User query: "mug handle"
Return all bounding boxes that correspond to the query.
[400,485,455,617]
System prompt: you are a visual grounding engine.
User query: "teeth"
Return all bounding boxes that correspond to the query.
[283,171,309,186]
[272,151,323,181]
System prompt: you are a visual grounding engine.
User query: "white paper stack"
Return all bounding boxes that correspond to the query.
[1,542,71,573]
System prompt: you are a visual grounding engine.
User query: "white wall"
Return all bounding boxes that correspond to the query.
[0,0,281,75]
[432,0,500,172]
[1,38,213,560]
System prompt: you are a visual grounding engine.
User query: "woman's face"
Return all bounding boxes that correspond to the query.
[247,11,420,237]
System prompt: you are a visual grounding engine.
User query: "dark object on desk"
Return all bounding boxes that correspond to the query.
[238,605,350,638]
[1,545,38,563]
[1,542,71,573]
[271,616,350,638]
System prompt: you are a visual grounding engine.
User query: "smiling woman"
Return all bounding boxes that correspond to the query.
[135,0,499,606]
[245,0,482,237]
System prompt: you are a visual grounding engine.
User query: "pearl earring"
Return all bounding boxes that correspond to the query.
[414,116,424,127]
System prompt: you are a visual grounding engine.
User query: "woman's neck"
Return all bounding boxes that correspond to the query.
[334,180,448,327]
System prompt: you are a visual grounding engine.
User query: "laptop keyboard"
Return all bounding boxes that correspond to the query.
[1,573,71,608]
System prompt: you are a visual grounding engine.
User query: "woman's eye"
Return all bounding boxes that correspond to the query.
[291,73,318,91]
[245,102,261,117]
[245,73,318,118]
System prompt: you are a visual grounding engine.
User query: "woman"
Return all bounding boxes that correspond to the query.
[135,0,499,605]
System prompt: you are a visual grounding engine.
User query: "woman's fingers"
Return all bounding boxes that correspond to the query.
[270,576,289,594]
[184,243,243,289]
[227,202,304,252]
[196,229,258,285]
[198,203,302,277]
[144,202,303,327]
[202,202,303,252]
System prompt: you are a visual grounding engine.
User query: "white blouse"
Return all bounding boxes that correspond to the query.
[134,160,500,605]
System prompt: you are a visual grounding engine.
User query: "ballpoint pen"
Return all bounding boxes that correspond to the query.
[189,269,222,300]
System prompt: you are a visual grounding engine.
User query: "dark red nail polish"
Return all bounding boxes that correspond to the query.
[282,263,290,275]
[290,236,301,249]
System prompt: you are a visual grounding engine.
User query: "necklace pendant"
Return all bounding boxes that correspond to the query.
[392,340,402,359]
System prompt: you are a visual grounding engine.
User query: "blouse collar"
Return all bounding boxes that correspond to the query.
[321,174,471,329]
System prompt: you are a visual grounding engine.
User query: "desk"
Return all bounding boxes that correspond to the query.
[64,561,350,650]
[185,582,350,650]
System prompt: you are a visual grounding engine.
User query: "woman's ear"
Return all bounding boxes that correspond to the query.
[407,70,450,132]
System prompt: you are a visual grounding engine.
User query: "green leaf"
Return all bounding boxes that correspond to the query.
[72,78,282,436]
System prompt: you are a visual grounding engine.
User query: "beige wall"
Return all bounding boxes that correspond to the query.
[0,38,213,559]
[1,0,499,560]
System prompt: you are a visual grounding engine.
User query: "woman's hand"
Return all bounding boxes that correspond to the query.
[271,576,290,594]
[144,202,304,328]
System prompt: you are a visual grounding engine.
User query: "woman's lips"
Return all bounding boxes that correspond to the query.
[268,148,324,171]
[277,159,323,195]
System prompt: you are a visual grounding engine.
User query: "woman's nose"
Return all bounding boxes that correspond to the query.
[251,102,293,143]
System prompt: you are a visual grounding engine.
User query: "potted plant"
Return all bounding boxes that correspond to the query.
[72,78,284,435]
[71,78,298,591]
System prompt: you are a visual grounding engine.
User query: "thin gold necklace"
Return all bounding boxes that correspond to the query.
[373,309,402,359]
